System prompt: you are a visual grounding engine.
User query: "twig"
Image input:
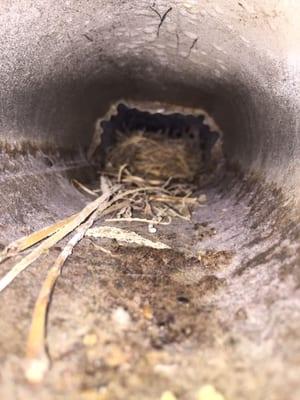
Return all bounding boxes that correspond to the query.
[25,208,100,383]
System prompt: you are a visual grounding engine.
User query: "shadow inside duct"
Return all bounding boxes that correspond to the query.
[91,103,221,168]
[0,102,299,400]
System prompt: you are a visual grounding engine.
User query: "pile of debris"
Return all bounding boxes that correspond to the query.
[0,129,204,383]
[107,131,200,181]
[101,131,203,226]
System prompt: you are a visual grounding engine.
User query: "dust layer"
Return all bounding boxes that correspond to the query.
[0,225,232,400]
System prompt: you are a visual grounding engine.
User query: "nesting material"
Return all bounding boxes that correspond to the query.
[0,178,177,383]
[107,132,200,181]
[86,226,170,250]
[0,191,113,293]
[99,131,203,226]
[0,130,205,385]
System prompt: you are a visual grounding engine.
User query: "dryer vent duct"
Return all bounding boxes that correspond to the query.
[0,2,299,400]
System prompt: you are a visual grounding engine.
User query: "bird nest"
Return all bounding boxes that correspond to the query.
[106,132,200,182]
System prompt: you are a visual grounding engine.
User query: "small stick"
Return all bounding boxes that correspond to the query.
[25,209,100,383]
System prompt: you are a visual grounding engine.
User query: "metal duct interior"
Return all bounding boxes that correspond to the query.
[0,1,299,400]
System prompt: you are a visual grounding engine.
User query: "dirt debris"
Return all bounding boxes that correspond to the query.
[0,129,238,399]
[197,250,233,270]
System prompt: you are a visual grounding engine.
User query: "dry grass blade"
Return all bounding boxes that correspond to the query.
[72,179,98,197]
[149,194,198,205]
[0,214,77,264]
[0,191,113,293]
[90,241,120,258]
[101,200,131,218]
[100,175,112,195]
[166,206,191,221]
[86,226,170,249]
[0,182,166,292]
[25,209,100,384]
[100,131,202,224]
[117,163,128,182]
[105,217,172,225]
[121,175,163,187]
[112,185,170,201]
[107,132,200,181]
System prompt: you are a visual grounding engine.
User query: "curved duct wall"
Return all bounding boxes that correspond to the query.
[0,1,300,399]
[0,0,299,195]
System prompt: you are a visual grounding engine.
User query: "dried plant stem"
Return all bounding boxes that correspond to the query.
[72,179,98,197]
[105,217,171,225]
[149,194,197,204]
[0,191,112,293]
[25,209,99,383]
[0,184,167,293]
[24,185,165,382]
[90,241,120,258]
[0,214,77,264]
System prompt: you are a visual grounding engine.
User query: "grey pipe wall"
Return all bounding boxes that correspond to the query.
[0,0,299,199]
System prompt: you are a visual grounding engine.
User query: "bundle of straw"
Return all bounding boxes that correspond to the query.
[107,132,200,181]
